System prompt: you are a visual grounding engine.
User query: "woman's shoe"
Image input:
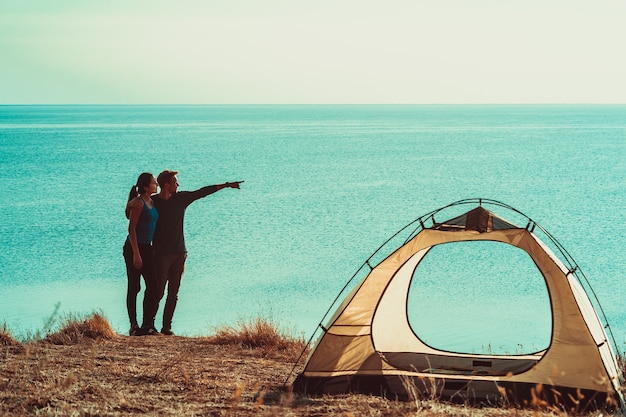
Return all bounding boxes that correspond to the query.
[129,324,139,336]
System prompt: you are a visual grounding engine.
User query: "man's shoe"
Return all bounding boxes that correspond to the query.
[135,326,159,336]
[161,328,175,336]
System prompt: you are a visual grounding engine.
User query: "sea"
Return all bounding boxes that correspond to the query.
[1,104,625,355]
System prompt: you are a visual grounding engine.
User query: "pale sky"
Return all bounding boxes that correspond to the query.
[1,0,625,104]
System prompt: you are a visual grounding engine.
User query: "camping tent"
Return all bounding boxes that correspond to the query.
[292,199,624,411]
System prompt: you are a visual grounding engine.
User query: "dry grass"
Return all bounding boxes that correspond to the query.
[206,317,306,360]
[0,315,619,416]
[43,313,117,345]
[0,324,19,346]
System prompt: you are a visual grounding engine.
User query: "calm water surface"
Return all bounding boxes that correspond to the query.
[1,105,625,353]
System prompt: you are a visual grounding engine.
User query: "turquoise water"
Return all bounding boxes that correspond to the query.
[1,105,625,353]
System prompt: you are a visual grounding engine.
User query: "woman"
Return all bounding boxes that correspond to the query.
[123,172,159,336]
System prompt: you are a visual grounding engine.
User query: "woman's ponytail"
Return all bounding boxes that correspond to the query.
[128,172,154,202]
[127,185,139,202]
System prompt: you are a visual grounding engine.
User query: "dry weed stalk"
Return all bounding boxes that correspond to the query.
[232,381,246,403]
[399,374,425,412]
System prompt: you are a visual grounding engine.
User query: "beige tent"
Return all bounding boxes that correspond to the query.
[292,199,624,411]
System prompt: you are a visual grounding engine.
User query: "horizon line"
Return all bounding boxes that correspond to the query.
[2,102,626,106]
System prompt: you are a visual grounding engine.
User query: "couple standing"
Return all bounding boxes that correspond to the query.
[123,169,242,336]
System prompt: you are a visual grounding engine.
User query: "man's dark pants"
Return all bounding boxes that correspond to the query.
[144,252,187,330]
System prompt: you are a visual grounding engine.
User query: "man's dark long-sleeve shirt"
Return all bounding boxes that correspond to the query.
[152,185,219,255]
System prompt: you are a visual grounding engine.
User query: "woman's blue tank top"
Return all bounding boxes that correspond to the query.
[128,200,159,244]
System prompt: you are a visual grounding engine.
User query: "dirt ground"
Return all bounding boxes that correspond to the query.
[0,333,608,416]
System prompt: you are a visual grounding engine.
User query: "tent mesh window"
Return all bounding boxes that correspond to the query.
[407,240,552,355]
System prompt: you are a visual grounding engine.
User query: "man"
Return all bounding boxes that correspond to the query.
[132,170,242,336]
